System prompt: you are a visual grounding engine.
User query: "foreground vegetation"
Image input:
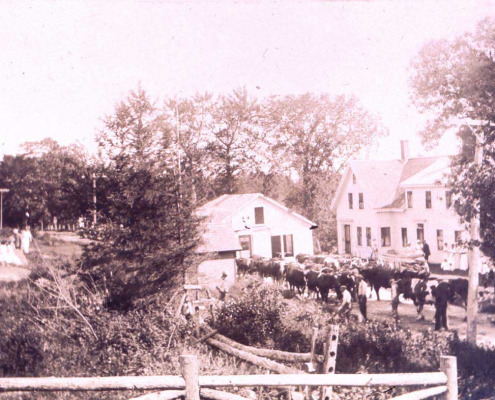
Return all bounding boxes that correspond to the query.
[1,237,495,400]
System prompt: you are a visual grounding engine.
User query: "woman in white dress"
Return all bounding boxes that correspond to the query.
[459,242,469,271]
[453,243,461,270]
[21,227,33,254]
[441,243,453,271]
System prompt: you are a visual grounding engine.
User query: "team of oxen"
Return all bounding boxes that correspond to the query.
[236,254,474,322]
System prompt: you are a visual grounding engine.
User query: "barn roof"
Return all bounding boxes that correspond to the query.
[197,193,315,226]
[196,223,242,253]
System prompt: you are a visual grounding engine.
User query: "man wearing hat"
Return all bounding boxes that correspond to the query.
[216,271,229,302]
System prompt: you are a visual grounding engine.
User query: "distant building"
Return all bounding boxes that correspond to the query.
[196,193,316,287]
[330,141,466,264]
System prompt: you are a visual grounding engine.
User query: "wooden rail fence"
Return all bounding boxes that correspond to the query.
[0,354,457,400]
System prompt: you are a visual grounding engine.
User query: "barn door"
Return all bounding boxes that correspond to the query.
[344,224,351,254]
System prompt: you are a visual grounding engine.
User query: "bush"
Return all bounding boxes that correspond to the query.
[214,285,284,346]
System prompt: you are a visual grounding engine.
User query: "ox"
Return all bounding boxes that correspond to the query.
[285,263,306,295]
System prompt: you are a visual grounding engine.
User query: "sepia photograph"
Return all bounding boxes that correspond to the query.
[1,1,495,399]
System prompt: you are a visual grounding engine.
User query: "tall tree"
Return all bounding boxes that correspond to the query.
[208,87,264,195]
[164,93,216,204]
[87,87,201,309]
[265,93,387,244]
[410,17,495,344]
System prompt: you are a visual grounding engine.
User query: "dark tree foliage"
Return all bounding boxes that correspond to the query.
[84,87,202,309]
[0,140,91,228]
[410,17,495,261]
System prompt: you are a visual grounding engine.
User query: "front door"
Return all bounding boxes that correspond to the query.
[344,224,351,254]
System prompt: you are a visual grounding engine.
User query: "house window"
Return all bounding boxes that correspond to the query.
[357,227,362,246]
[401,228,408,247]
[437,230,444,250]
[239,235,251,251]
[359,193,364,209]
[417,224,424,242]
[353,174,357,184]
[455,230,462,244]
[254,207,264,224]
[283,234,294,257]
[348,193,353,209]
[381,227,391,247]
[425,191,432,209]
[366,227,371,246]
[406,191,413,208]
[446,191,452,208]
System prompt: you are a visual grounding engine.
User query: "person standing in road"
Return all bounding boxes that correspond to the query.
[20,226,33,254]
[356,276,368,322]
[422,240,431,262]
[216,271,230,302]
[432,280,450,331]
[337,285,352,318]
[390,278,400,324]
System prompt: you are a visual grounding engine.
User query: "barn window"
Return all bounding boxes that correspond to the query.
[425,191,432,209]
[381,227,391,247]
[359,193,364,209]
[357,227,362,246]
[437,230,444,250]
[406,191,413,208]
[271,234,294,258]
[254,207,264,224]
[401,228,408,247]
[348,193,353,209]
[366,227,371,246]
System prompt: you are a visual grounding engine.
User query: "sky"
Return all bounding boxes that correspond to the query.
[1,0,494,160]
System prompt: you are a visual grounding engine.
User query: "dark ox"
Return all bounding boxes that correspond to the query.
[359,265,428,301]
[316,272,341,302]
[236,258,252,276]
[285,263,306,295]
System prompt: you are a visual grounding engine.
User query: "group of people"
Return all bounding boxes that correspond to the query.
[0,227,32,266]
[441,242,469,271]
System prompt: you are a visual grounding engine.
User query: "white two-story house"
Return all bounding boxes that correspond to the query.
[330,141,466,264]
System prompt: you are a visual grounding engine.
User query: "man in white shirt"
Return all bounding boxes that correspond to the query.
[356,276,368,322]
[337,285,352,318]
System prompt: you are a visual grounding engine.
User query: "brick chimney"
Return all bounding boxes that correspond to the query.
[400,140,409,161]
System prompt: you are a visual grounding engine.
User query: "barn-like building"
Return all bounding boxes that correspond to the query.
[196,193,316,288]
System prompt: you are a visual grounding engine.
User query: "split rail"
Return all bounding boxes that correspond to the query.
[0,354,457,400]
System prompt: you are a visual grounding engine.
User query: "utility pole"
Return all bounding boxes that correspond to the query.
[0,188,9,229]
[456,119,494,344]
[467,134,482,344]
[92,173,97,226]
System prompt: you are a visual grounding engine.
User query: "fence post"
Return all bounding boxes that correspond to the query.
[440,356,457,400]
[310,326,319,365]
[180,355,200,400]
[320,325,339,400]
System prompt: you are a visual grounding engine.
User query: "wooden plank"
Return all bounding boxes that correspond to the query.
[205,338,301,375]
[205,330,314,363]
[184,285,203,291]
[320,325,339,400]
[130,389,252,400]
[180,355,200,400]
[387,386,446,400]
[0,372,448,392]
[440,356,458,400]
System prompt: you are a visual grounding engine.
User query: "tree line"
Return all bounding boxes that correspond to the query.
[0,88,387,249]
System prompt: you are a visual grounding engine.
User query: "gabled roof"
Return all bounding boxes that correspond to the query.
[196,223,242,253]
[197,193,316,227]
[399,156,451,188]
[331,155,454,212]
